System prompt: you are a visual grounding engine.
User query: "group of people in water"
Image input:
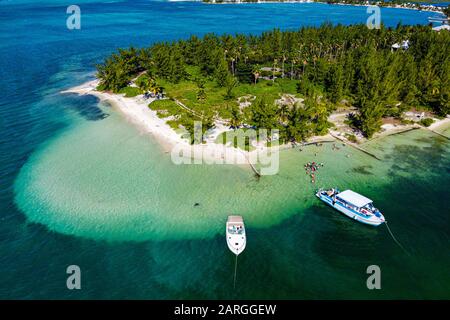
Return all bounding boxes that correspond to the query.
[304,161,324,184]
[297,141,352,183]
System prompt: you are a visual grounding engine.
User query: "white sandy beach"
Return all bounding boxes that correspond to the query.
[63,79,450,171]
[62,80,268,168]
[428,116,450,131]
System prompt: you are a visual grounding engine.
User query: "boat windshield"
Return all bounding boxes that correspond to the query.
[228,224,244,235]
[360,203,380,216]
[362,203,376,211]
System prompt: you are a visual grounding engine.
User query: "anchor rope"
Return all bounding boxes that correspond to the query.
[233,254,238,289]
[385,221,410,256]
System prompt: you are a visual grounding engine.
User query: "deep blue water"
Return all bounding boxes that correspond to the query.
[0,1,448,299]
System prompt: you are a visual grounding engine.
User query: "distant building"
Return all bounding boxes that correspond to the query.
[391,40,410,51]
[432,25,450,32]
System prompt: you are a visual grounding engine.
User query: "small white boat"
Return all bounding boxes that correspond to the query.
[226,216,246,255]
[316,188,385,226]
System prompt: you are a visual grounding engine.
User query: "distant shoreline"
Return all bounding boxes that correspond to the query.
[201,0,448,16]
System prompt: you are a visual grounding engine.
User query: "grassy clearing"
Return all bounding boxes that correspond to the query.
[118,86,141,97]
[148,99,182,117]
[148,98,203,132]
[157,66,299,120]
[150,66,301,137]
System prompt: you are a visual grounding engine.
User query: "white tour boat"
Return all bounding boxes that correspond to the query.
[226,216,246,255]
[316,188,385,226]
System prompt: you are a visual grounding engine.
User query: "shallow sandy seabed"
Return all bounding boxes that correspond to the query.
[14,83,450,242]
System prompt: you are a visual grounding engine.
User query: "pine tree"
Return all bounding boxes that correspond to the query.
[286,102,313,142]
[248,97,278,130]
[354,46,384,138]
[152,44,171,79]
[235,61,253,84]
[224,75,238,100]
[196,78,207,102]
[215,58,230,87]
[398,54,419,110]
[229,104,242,129]
[327,62,344,104]
[164,45,187,83]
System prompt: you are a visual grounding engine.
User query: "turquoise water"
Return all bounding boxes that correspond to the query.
[1,0,449,299]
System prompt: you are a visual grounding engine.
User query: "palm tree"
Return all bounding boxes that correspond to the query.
[290,58,296,80]
[148,80,162,96]
[252,64,260,85]
[272,58,278,82]
[278,103,290,125]
[231,57,236,76]
[136,74,152,93]
[281,53,286,78]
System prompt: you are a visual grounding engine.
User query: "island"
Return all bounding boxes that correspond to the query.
[66,23,450,167]
[202,0,450,16]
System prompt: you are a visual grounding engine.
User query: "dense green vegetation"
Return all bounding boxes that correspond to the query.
[118,86,141,97]
[148,99,181,117]
[158,65,297,119]
[97,24,449,141]
[420,118,434,127]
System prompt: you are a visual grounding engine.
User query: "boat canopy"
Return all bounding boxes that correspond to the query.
[227,216,243,223]
[337,190,372,208]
